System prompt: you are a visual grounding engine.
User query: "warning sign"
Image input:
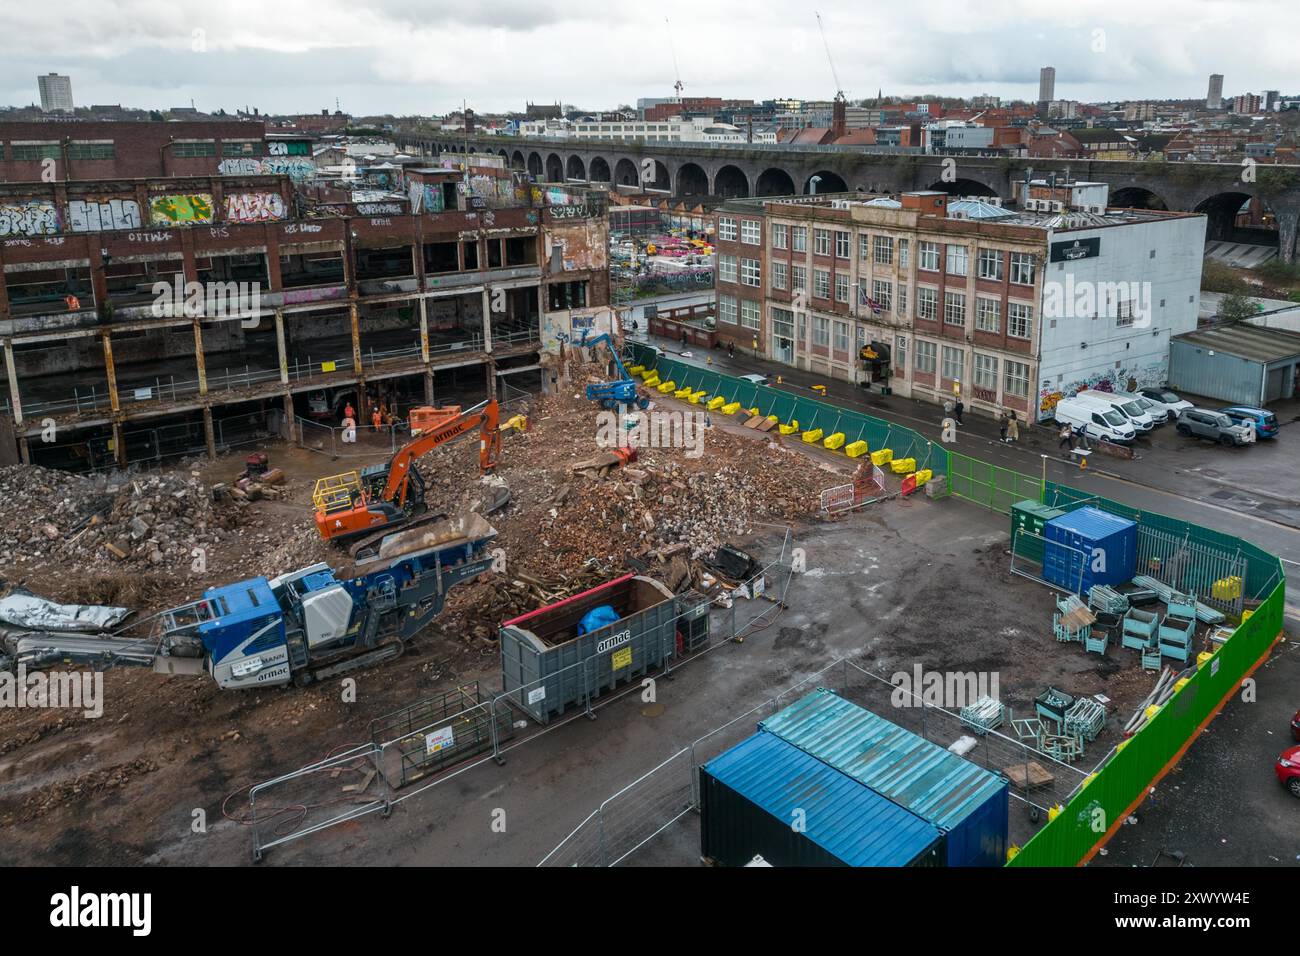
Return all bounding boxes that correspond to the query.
[612,647,632,671]
[424,726,455,755]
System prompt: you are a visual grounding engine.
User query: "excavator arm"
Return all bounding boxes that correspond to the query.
[383,399,500,507]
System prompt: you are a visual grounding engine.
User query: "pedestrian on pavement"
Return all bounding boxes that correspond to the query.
[943,398,954,422]
[1007,411,1020,443]
[954,398,965,425]
[680,331,688,348]
[1058,423,1073,452]
[727,341,735,358]
[998,411,1009,442]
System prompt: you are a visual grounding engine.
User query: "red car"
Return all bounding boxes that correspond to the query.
[1278,745,1300,798]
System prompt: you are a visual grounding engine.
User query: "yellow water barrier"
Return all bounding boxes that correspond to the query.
[689,390,708,404]
[823,432,845,450]
[913,469,932,486]
[639,369,656,380]
[845,440,869,458]
[801,428,824,443]
[721,401,742,415]
[628,365,645,375]
[870,448,892,467]
[674,387,692,399]
[778,421,800,435]
[1197,651,1215,669]
[657,380,676,393]
[644,374,660,388]
[707,396,726,410]
[889,457,916,474]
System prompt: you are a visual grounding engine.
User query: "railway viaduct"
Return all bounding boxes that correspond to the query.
[396,132,1300,263]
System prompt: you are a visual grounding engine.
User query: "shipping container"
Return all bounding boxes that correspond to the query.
[1042,506,1137,594]
[759,689,1009,867]
[499,573,709,724]
[700,731,945,867]
[1010,499,1067,564]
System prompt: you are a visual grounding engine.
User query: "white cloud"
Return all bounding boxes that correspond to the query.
[2,0,1295,113]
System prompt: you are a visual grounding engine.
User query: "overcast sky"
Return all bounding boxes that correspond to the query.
[4,1,1296,116]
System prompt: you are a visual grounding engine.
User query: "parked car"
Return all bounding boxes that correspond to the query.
[1219,406,1280,440]
[1277,744,1300,798]
[1079,390,1157,433]
[1053,396,1137,444]
[1176,408,1252,446]
[1137,387,1194,417]
[1112,389,1170,424]
[738,373,771,387]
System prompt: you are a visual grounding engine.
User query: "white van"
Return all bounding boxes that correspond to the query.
[1078,390,1156,433]
[1053,396,1138,444]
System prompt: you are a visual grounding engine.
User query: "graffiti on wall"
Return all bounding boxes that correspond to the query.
[408,182,445,214]
[1038,361,1167,419]
[149,194,214,226]
[218,157,316,182]
[224,192,287,223]
[67,198,142,232]
[0,200,61,237]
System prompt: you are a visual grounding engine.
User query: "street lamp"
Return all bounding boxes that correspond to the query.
[809,175,822,195]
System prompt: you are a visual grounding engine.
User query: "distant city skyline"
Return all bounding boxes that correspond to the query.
[2,1,1296,116]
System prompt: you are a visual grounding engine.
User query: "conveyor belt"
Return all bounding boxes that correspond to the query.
[14,632,162,668]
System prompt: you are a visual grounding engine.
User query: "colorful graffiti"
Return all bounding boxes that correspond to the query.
[224,192,287,223]
[67,198,142,233]
[408,182,444,214]
[217,157,316,182]
[149,194,214,226]
[1038,363,1165,419]
[0,200,61,237]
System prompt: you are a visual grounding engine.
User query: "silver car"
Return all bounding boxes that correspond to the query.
[1176,408,1251,446]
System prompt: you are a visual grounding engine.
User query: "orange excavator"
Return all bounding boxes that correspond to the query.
[312,399,501,555]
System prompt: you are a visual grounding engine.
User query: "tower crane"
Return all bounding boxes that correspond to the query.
[815,12,846,105]
[665,18,684,98]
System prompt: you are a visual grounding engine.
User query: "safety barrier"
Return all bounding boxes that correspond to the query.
[627,343,946,478]
[946,452,1042,514]
[1006,484,1285,867]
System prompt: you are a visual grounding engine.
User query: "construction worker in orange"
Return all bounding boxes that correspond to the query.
[344,401,355,421]
[371,406,383,432]
[64,292,81,311]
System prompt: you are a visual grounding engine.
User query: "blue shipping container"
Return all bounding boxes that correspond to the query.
[759,689,1009,867]
[1042,506,1137,594]
[701,731,945,867]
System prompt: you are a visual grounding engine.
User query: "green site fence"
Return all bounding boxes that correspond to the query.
[947,452,1043,514]
[629,343,1288,868]
[627,343,947,476]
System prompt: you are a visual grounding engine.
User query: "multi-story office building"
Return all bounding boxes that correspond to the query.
[712,188,1205,423]
[1207,74,1224,109]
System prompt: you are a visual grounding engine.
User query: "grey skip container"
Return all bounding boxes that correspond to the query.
[499,573,709,724]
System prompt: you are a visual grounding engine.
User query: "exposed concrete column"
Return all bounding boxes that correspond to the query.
[481,287,493,354]
[418,297,430,362]
[192,319,208,396]
[111,422,126,469]
[274,309,289,385]
[424,370,435,405]
[282,393,297,443]
[350,301,363,373]
[265,225,283,293]
[202,406,216,459]
[486,357,497,400]
[4,341,23,427]
[102,333,120,414]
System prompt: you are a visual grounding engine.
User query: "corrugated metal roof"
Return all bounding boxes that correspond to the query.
[703,732,942,866]
[759,690,1005,832]
[1172,324,1300,365]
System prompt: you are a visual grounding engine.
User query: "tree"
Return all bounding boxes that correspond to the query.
[1217,293,1258,322]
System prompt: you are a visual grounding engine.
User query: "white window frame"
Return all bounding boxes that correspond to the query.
[1004,359,1030,398]
[741,219,761,245]
[918,240,940,272]
[976,297,1001,333]
[946,244,968,277]
[718,216,737,241]
[944,291,966,326]
[978,247,1003,281]
[941,345,964,382]
[740,299,761,330]
[740,257,761,287]
[771,223,788,250]
[916,286,938,321]
[719,254,737,283]
[1008,301,1033,339]
[973,352,999,391]
[1010,251,1036,286]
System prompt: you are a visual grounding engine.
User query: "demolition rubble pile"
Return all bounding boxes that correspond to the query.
[427,391,833,640]
[0,464,246,574]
